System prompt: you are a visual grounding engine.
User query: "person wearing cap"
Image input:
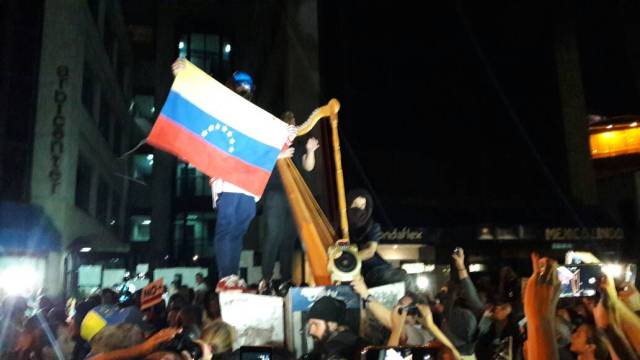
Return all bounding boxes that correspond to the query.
[302,296,363,360]
[171,59,296,291]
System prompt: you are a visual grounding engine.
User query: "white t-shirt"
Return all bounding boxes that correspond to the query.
[210,179,260,207]
[404,324,434,346]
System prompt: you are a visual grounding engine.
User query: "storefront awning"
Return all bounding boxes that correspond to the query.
[0,201,61,254]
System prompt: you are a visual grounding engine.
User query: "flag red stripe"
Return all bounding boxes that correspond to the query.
[148,115,271,196]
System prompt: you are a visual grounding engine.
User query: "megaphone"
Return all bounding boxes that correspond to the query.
[327,240,361,283]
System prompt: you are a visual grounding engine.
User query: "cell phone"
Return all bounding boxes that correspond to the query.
[557,264,601,298]
[239,346,272,360]
[361,346,438,360]
[557,263,637,298]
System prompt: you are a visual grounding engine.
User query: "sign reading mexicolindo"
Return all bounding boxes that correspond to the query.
[50,65,68,195]
[380,227,424,242]
[544,227,624,241]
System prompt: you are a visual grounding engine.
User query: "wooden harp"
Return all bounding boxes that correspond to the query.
[276,99,348,285]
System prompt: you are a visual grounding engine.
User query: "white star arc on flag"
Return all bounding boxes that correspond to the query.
[200,122,237,153]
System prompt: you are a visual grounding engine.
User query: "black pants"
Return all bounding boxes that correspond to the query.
[261,190,297,281]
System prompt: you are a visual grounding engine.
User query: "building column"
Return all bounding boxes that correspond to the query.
[283,0,333,217]
[554,0,597,205]
[149,2,177,265]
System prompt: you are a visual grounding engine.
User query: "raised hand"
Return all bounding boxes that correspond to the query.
[416,303,434,327]
[619,284,640,313]
[523,253,560,360]
[306,137,320,152]
[524,253,560,322]
[350,276,370,299]
[143,327,182,352]
[286,125,297,144]
[451,247,465,270]
[277,147,295,159]
[171,59,187,77]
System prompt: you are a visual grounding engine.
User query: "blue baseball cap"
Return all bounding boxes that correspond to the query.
[231,71,254,90]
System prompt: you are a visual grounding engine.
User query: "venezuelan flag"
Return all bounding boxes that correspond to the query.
[148,60,290,197]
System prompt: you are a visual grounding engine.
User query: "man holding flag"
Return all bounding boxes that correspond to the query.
[150,59,295,291]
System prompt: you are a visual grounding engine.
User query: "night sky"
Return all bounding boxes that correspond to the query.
[317,1,640,226]
[121,1,640,227]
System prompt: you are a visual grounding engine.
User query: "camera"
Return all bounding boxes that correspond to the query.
[327,241,361,283]
[162,331,203,359]
[399,304,420,317]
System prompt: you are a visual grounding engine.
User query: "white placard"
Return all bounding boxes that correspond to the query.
[219,292,284,350]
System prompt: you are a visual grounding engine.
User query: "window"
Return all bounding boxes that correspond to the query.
[96,177,109,224]
[110,191,121,229]
[82,62,95,118]
[132,94,155,121]
[173,212,215,261]
[130,215,151,242]
[112,120,121,155]
[98,91,111,142]
[75,155,93,213]
[175,162,211,197]
[132,154,153,184]
[178,33,230,78]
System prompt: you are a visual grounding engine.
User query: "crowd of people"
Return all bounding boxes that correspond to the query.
[1,248,639,360]
[2,61,637,359]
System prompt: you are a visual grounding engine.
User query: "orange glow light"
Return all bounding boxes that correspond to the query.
[590,127,640,159]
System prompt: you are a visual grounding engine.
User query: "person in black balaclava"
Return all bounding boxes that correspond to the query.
[347,189,406,287]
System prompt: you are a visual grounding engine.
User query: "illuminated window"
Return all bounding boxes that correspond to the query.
[130,215,151,242]
[132,154,153,183]
[173,212,215,261]
[178,33,231,78]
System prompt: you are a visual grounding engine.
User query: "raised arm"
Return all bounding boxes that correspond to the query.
[90,327,180,360]
[594,275,640,358]
[524,253,560,360]
[387,305,407,346]
[302,137,319,171]
[351,276,392,329]
[451,248,484,313]
[416,304,462,360]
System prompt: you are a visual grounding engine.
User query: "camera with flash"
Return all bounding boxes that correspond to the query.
[327,241,361,283]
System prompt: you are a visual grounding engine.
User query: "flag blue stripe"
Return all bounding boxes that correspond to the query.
[160,91,281,171]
